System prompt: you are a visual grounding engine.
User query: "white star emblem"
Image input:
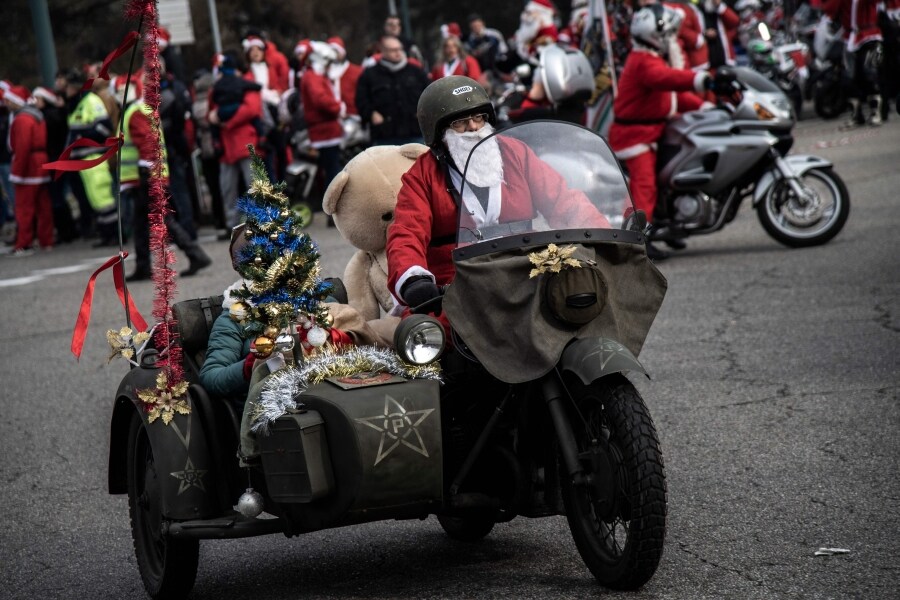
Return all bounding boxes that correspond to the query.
[355,394,435,466]
[170,458,207,494]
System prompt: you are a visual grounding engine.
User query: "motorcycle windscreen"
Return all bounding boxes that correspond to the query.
[443,121,667,384]
[451,120,633,244]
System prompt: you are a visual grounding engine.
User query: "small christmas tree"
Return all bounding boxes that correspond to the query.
[230,149,333,351]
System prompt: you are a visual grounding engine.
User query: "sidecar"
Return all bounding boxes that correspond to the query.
[107,293,445,598]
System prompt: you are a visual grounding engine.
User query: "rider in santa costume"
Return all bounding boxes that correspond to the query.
[4,85,54,253]
[607,6,711,259]
[326,37,363,118]
[387,76,608,309]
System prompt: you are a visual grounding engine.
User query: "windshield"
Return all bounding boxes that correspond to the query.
[454,120,634,247]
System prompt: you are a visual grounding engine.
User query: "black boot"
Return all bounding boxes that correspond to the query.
[165,214,212,277]
[646,242,670,261]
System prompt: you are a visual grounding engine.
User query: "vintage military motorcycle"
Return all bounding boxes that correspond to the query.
[109,121,668,598]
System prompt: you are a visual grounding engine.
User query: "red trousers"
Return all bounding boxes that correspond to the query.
[624,150,658,223]
[13,184,54,250]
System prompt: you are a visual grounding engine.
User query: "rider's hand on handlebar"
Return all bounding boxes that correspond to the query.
[401,277,441,313]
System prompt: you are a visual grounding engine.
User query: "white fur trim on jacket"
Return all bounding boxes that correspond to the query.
[614,143,656,160]
[395,266,435,302]
[9,174,50,185]
[693,71,710,94]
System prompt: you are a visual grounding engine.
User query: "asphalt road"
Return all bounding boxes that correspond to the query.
[0,114,897,600]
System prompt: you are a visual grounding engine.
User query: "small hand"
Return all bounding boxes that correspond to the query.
[371,111,385,125]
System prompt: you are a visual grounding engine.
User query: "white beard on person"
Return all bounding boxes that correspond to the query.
[515,14,541,55]
[443,123,502,188]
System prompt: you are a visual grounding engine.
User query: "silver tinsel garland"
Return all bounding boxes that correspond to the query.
[252,346,442,433]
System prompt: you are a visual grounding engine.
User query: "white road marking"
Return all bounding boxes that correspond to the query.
[0,255,132,288]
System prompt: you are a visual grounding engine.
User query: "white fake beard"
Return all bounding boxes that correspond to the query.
[444,123,502,188]
[514,14,541,51]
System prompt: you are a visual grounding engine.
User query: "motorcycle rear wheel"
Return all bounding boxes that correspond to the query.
[561,375,666,590]
[757,167,850,247]
[127,414,199,600]
[813,78,847,120]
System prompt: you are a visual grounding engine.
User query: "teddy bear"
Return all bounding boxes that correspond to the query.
[323,143,428,346]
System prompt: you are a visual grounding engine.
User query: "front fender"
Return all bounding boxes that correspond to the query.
[558,337,649,384]
[108,365,215,521]
[753,155,834,206]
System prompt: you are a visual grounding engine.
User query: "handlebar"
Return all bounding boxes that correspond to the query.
[410,285,449,315]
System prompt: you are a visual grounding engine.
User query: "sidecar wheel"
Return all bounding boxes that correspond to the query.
[560,375,666,590]
[437,514,495,542]
[127,414,199,599]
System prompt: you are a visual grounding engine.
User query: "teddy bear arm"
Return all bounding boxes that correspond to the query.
[343,251,381,322]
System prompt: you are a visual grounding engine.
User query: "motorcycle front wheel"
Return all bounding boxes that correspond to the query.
[757,167,850,247]
[560,374,666,590]
[127,414,199,599]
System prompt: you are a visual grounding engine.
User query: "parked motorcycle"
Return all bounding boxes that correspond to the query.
[745,22,810,117]
[809,15,848,119]
[650,66,850,248]
[109,120,669,597]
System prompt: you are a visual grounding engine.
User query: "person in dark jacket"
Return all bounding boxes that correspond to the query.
[33,86,78,243]
[356,35,430,145]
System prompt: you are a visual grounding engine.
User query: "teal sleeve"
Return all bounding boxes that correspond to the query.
[199,313,250,398]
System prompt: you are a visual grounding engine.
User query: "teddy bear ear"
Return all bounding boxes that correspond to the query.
[322,170,349,215]
[398,143,429,161]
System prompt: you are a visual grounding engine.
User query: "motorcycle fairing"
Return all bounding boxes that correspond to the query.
[443,241,666,384]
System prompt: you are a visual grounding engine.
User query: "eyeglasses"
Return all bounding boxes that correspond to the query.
[449,113,488,131]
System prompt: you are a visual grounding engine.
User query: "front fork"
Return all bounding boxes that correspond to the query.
[772,151,814,202]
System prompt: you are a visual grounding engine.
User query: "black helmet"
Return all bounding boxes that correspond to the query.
[416,75,496,147]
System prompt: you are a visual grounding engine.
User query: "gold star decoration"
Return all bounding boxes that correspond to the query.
[528,243,583,278]
[137,370,191,425]
[106,327,151,364]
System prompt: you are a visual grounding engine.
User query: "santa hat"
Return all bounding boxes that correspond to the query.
[441,22,462,39]
[327,36,347,61]
[3,85,31,107]
[113,74,143,100]
[526,0,556,15]
[32,86,60,105]
[294,38,312,59]
[157,26,171,50]
[242,35,267,53]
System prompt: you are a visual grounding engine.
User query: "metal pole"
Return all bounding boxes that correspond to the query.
[206,0,223,55]
[28,0,58,88]
[399,0,412,40]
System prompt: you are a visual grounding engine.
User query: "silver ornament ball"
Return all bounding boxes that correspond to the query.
[237,488,264,518]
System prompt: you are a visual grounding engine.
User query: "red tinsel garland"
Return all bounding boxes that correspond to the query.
[126,0,182,384]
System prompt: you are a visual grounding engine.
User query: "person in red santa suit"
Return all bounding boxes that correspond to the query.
[559,0,590,49]
[608,5,715,259]
[514,0,561,63]
[4,86,53,255]
[327,36,363,119]
[698,0,739,67]
[301,41,346,204]
[242,32,289,178]
[430,32,484,84]
[386,76,609,310]
[823,0,885,126]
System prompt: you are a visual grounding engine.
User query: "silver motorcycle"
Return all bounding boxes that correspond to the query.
[651,66,850,248]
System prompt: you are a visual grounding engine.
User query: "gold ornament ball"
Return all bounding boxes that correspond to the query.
[320,312,334,327]
[254,256,263,265]
[269,233,278,241]
[244,228,253,239]
[229,301,248,322]
[253,336,275,358]
[263,325,279,339]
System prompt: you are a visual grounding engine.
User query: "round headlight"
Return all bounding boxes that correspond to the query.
[394,315,445,365]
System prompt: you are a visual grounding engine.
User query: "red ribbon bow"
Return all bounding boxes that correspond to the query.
[82,31,140,91]
[43,135,122,180]
[72,253,149,359]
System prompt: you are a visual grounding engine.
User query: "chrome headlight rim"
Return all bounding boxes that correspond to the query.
[393,315,446,365]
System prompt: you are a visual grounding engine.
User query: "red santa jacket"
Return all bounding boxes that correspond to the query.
[670,2,709,69]
[823,0,883,51]
[387,137,609,301]
[608,49,707,159]
[331,61,362,116]
[209,86,262,165]
[9,106,49,185]
[300,69,343,147]
[265,42,291,93]
[712,2,740,65]
[430,56,483,81]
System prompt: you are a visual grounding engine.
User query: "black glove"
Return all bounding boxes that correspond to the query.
[401,276,441,310]
[712,67,738,95]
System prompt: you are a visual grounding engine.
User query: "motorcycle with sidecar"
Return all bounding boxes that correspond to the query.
[109,120,669,598]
